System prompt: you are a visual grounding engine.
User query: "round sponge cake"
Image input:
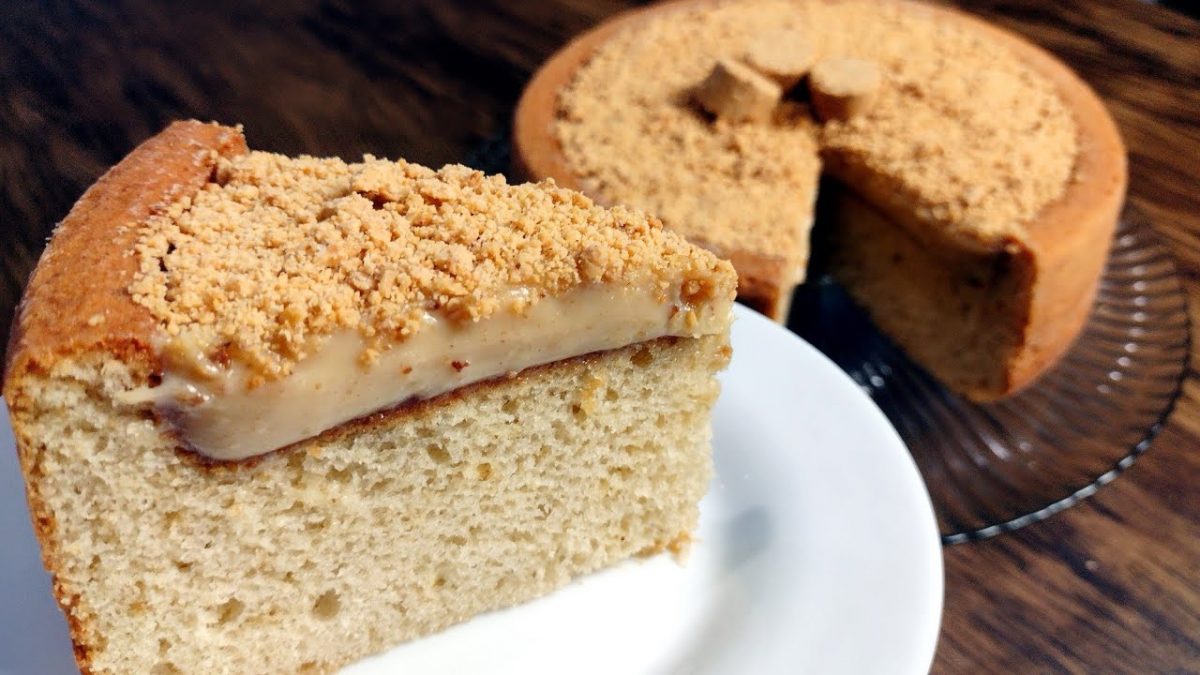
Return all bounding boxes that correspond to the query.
[515,0,1126,399]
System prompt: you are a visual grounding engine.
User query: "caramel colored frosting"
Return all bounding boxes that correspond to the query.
[126,150,736,460]
[123,284,730,461]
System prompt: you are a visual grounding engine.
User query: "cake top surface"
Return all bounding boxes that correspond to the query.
[557,8,822,265]
[555,0,1080,248]
[129,150,734,378]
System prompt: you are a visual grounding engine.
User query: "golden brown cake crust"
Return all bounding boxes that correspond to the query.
[3,120,248,404]
[3,120,247,675]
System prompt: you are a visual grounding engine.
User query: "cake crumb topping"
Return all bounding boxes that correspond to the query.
[129,151,734,378]
[556,0,1079,249]
[809,57,881,122]
[694,58,783,124]
[743,28,815,89]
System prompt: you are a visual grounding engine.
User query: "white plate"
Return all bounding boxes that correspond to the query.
[0,305,943,675]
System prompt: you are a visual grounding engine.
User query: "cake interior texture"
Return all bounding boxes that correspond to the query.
[827,191,1030,397]
[10,334,727,674]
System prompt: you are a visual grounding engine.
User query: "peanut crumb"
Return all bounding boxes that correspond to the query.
[556,3,822,276]
[809,57,881,121]
[744,27,815,89]
[694,58,782,124]
[129,152,735,379]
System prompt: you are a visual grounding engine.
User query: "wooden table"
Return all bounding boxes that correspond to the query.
[1,1,1196,672]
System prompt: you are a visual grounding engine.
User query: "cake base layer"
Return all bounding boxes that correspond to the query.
[8,334,729,674]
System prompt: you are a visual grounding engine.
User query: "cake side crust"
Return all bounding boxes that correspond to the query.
[3,120,248,675]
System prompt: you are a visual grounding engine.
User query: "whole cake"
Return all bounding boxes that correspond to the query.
[515,0,1127,400]
[3,121,736,673]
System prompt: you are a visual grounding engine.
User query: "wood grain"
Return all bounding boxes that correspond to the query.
[1,0,1197,672]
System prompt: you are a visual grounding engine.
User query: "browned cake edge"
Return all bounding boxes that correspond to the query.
[514,0,1127,396]
[2,120,249,675]
[3,120,249,404]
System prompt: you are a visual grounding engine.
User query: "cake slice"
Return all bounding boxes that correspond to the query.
[2,121,736,674]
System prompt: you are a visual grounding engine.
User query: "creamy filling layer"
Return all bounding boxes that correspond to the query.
[122,285,732,461]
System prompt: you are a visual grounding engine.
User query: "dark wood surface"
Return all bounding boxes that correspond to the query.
[1,0,1197,672]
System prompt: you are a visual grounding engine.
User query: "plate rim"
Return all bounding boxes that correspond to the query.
[721,304,945,674]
